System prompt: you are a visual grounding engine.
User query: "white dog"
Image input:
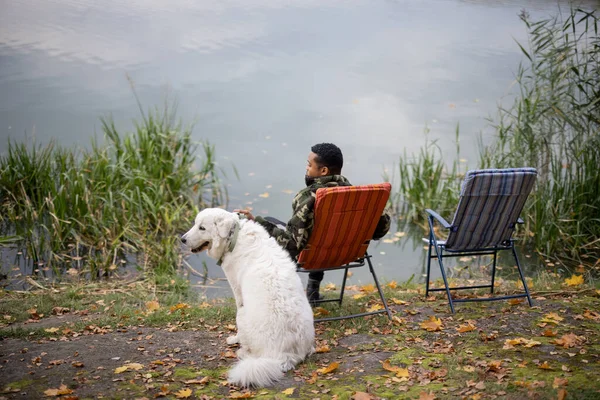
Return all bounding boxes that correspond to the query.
[181,208,315,387]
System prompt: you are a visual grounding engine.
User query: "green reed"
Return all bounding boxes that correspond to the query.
[0,104,225,278]
[386,125,464,228]
[392,8,599,267]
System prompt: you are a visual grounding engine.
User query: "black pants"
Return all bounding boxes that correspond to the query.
[264,217,324,284]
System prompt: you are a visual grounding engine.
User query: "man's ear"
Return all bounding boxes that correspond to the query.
[215,215,235,239]
[319,166,330,176]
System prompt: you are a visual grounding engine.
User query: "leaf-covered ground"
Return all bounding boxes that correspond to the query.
[1,280,599,400]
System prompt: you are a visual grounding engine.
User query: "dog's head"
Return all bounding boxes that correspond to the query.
[181,208,238,260]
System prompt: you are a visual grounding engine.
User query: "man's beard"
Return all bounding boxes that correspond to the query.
[305,175,316,187]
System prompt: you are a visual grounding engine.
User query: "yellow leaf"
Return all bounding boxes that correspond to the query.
[324,283,336,291]
[281,387,295,395]
[315,345,330,353]
[391,298,409,305]
[386,281,398,289]
[353,293,366,299]
[44,327,60,333]
[540,312,564,324]
[114,366,128,374]
[420,316,443,332]
[539,361,553,370]
[541,329,557,337]
[170,303,190,312]
[396,367,410,378]
[564,274,584,286]
[360,284,376,293]
[367,303,383,313]
[43,384,73,396]
[175,388,193,398]
[146,300,160,312]
[125,362,144,370]
[456,323,476,333]
[230,391,255,399]
[381,360,400,373]
[394,231,406,237]
[258,192,270,198]
[317,362,339,374]
[313,307,330,317]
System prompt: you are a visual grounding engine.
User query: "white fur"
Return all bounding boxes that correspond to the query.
[182,208,315,387]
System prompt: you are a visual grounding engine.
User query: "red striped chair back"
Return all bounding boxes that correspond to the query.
[297,183,391,270]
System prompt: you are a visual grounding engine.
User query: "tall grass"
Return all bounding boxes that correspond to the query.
[391,8,599,267]
[485,8,600,263]
[0,104,226,279]
[386,125,464,227]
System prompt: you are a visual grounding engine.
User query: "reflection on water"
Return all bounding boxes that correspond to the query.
[0,0,592,296]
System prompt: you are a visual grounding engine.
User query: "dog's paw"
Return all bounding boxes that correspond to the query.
[226,335,239,345]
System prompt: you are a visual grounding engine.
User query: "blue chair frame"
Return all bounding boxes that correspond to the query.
[425,168,537,313]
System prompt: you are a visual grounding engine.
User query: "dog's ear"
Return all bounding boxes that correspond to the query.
[215,214,235,239]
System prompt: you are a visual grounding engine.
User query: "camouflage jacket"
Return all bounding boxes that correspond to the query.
[255,175,391,260]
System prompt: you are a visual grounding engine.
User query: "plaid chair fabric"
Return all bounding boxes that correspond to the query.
[297,183,391,270]
[297,183,392,322]
[445,168,538,250]
[425,168,537,313]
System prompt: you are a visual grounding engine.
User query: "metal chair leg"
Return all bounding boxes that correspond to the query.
[367,255,392,320]
[512,244,533,307]
[339,267,349,306]
[490,251,498,294]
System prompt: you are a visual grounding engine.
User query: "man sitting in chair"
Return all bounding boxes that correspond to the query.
[235,143,391,303]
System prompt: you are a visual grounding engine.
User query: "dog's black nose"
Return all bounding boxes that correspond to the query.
[181,237,187,244]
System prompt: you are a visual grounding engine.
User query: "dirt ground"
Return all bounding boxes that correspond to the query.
[1,293,600,399]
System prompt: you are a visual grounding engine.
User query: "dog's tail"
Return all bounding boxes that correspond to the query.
[228,357,283,387]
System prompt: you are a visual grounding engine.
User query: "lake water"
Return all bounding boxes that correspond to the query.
[1,0,595,297]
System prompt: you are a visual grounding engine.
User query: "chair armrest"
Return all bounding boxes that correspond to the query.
[517,217,524,224]
[425,209,452,229]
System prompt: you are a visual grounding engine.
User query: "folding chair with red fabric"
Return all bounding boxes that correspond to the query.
[296,183,393,322]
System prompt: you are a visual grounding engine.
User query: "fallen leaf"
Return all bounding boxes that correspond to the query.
[229,391,254,399]
[553,333,585,348]
[43,385,73,396]
[353,293,366,300]
[360,284,376,293]
[540,312,564,324]
[391,298,409,305]
[386,281,398,289]
[114,366,128,374]
[420,316,443,332]
[367,303,384,313]
[553,377,568,388]
[324,283,336,291]
[538,361,553,370]
[313,307,330,316]
[281,387,295,395]
[145,300,160,312]
[175,388,192,398]
[258,192,270,198]
[352,392,373,400]
[315,345,330,353]
[184,377,209,384]
[419,391,436,400]
[456,323,476,333]
[542,329,557,337]
[317,362,339,374]
[564,274,584,286]
[44,327,60,333]
[557,389,567,400]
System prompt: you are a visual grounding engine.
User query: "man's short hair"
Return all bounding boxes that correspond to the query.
[311,143,343,175]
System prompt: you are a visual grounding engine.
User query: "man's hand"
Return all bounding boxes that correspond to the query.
[233,209,255,221]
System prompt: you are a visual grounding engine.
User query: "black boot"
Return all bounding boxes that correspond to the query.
[306,278,323,306]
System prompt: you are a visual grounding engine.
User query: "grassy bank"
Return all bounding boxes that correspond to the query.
[0,103,226,281]
[1,277,599,399]
[390,8,600,270]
